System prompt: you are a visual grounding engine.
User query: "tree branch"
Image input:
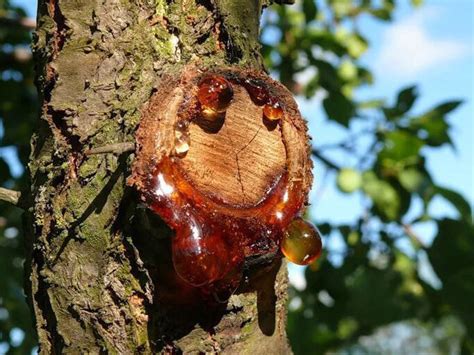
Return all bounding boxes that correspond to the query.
[0,48,32,67]
[0,187,21,206]
[402,223,427,249]
[262,0,295,7]
[0,16,36,30]
[85,142,135,156]
[311,149,341,171]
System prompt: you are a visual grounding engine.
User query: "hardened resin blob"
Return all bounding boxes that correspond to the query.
[197,75,234,120]
[281,217,322,265]
[129,67,316,296]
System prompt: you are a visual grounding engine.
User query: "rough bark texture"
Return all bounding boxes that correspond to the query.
[27,0,303,353]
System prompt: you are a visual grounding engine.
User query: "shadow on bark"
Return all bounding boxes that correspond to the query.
[126,207,280,352]
[50,156,129,267]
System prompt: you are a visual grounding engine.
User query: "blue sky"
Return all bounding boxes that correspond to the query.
[299,1,473,221]
[10,0,474,289]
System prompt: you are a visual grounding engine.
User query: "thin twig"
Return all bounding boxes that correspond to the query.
[0,187,21,206]
[85,142,135,156]
[402,223,426,249]
[316,128,374,152]
[1,49,32,65]
[311,149,340,171]
[0,16,36,30]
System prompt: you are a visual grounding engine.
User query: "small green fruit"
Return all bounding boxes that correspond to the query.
[337,168,362,193]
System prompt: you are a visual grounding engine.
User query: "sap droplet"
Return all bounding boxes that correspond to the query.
[263,99,283,121]
[281,217,322,265]
[138,72,311,292]
[174,129,190,156]
[172,216,233,287]
[243,78,269,105]
[197,75,233,115]
[201,107,225,122]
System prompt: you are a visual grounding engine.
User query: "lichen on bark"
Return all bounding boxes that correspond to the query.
[27,0,298,353]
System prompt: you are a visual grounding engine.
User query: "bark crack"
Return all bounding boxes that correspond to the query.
[234,126,262,203]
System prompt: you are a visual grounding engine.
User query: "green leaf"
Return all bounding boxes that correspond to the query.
[414,117,451,147]
[358,99,384,109]
[435,186,472,222]
[334,29,368,59]
[442,268,474,336]
[307,30,347,57]
[357,67,374,85]
[398,168,425,193]
[433,100,463,115]
[409,100,462,147]
[338,60,358,81]
[362,171,401,221]
[317,222,332,235]
[323,92,355,127]
[311,59,341,91]
[369,8,392,21]
[429,218,474,281]
[303,0,317,23]
[411,0,423,7]
[428,219,474,333]
[346,33,368,59]
[329,0,353,18]
[345,266,417,326]
[384,86,418,119]
[378,131,424,170]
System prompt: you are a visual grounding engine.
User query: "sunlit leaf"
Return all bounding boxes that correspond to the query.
[362,171,401,220]
[339,60,358,81]
[346,33,368,58]
[329,0,353,18]
[398,168,426,193]
[378,131,424,172]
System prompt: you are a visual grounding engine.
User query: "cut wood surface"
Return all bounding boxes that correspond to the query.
[182,84,287,207]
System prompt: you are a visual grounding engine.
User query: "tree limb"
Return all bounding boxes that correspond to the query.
[0,187,21,206]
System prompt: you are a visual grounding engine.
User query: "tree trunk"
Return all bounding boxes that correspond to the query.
[27,0,295,353]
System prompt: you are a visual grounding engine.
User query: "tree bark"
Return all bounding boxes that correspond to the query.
[27,0,295,353]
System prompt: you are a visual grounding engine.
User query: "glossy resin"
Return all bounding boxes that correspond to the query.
[131,68,320,294]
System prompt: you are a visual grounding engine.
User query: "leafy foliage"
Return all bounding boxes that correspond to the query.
[261,0,473,353]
